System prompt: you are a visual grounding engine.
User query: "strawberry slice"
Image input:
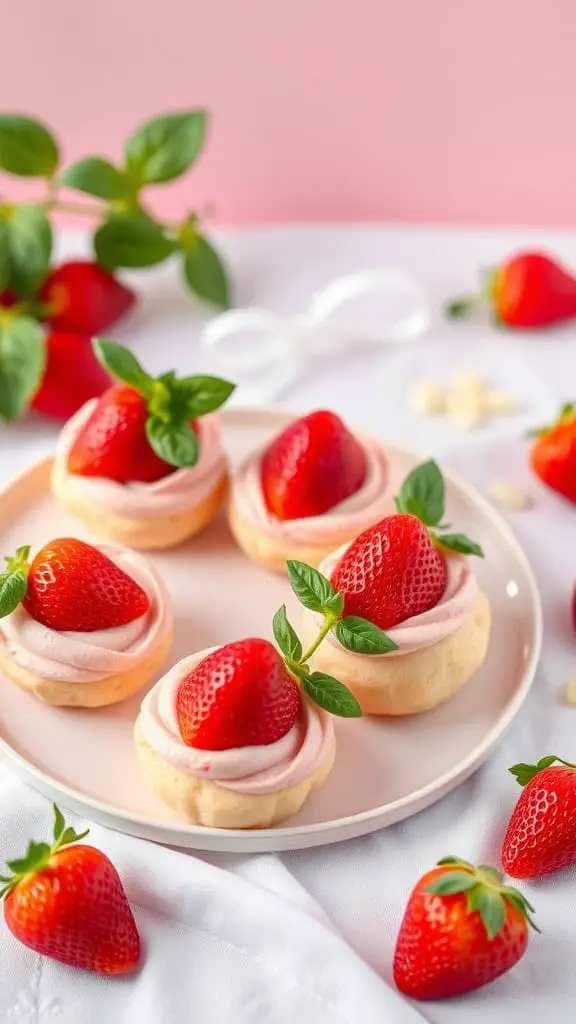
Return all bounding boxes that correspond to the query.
[2,805,140,975]
[260,410,367,520]
[176,638,302,750]
[0,538,149,631]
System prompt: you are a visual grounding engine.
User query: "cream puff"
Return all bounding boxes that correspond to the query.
[299,460,490,715]
[228,409,392,572]
[0,537,172,707]
[52,339,234,550]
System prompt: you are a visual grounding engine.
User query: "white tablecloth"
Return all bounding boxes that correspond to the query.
[1,225,575,1021]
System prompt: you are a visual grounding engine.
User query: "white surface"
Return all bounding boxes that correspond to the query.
[1,224,575,1020]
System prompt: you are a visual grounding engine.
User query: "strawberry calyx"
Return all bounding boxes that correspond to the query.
[527,401,576,439]
[94,339,235,469]
[445,267,501,324]
[509,754,576,786]
[394,460,484,558]
[426,856,539,939]
[0,804,89,899]
[0,545,31,619]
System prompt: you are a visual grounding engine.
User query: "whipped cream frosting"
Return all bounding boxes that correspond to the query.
[231,433,392,545]
[139,648,335,795]
[317,544,478,655]
[54,402,227,520]
[0,545,172,683]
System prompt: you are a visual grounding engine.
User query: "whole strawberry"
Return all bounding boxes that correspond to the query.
[394,857,537,1000]
[40,260,136,335]
[0,537,149,631]
[260,410,367,520]
[331,460,483,630]
[31,331,112,421]
[502,754,576,878]
[529,402,576,505]
[2,805,140,975]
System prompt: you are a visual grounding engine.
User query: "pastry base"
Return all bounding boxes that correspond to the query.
[0,630,173,708]
[51,468,229,551]
[300,591,491,715]
[227,499,355,574]
[134,717,337,829]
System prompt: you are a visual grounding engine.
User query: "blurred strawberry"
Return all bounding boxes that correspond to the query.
[40,260,136,335]
[31,331,111,421]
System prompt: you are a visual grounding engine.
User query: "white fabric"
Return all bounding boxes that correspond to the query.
[1,225,575,1021]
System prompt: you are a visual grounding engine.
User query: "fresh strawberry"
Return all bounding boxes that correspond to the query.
[0,538,149,631]
[393,857,537,1000]
[529,402,576,505]
[447,251,576,328]
[330,460,483,630]
[66,339,234,483]
[31,331,112,421]
[176,638,302,750]
[40,260,136,335]
[260,410,367,520]
[502,755,576,878]
[2,805,140,975]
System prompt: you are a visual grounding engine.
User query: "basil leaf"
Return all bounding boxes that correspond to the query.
[438,533,484,557]
[0,115,59,177]
[7,841,51,876]
[125,110,206,185]
[286,560,340,614]
[334,616,397,655]
[0,569,27,617]
[182,233,230,308]
[272,605,302,662]
[94,214,175,270]
[146,416,199,468]
[8,204,52,296]
[61,157,128,200]
[0,221,9,291]
[93,339,153,395]
[303,672,362,718]
[395,459,445,527]
[177,374,236,417]
[0,317,45,421]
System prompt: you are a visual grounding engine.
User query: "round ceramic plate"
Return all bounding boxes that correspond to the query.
[0,407,542,853]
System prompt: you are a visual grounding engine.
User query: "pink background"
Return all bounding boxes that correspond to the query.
[1,0,575,227]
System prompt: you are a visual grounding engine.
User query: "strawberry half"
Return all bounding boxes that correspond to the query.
[502,755,576,878]
[67,339,235,484]
[260,410,367,520]
[0,538,149,631]
[331,460,483,630]
[176,638,302,750]
[2,805,140,975]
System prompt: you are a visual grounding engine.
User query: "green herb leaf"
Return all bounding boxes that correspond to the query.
[61,157,128,200]
[436,855,473,867]
[334,616,398,655]
[93,339,153,396]
[303,671,363,718]
[7,841,51,875]
[7,204,52,296]
[125,110,207,185]
[0,221,9,291]
[477,865,503,884]
[182,233,230,309]
[0,115,59,177]
[94,213,175,270]
[509,755,559,787]
[0,317,45,421]
[177,374,236,417]
[272,605,303,662]
[477,887,506,941]
[0,569,27,618]
[286,560,340,615]
[437,533,484,557]
[53,804,65,843]
[426,871,478,896]
[395,459,445,526]
[146,416,199,468]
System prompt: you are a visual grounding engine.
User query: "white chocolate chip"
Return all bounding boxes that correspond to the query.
[408,381,447,416]
[564,677,576,706]
[451,371,484,393]
[485,390,520,414]
[488,480,532,511]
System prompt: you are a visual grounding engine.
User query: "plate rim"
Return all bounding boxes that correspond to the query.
[0,405,543,853]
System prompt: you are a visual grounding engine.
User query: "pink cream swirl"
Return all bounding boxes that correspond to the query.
[316,544,478,655]
[0,545,172,683]
[231,434,392,544]
[53,402,227,520]
[139,648,335,795]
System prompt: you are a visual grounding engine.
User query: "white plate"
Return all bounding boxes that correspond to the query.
[0,407,542,853]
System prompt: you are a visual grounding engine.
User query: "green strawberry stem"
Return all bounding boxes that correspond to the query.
[445,268,498,321]
[509,754,576,787]
[93,339,235,469]
[527,401,576,439]
[0,545,31,619]
[427,856,539,939]
[0,805,88,899]
[395,460,484,558]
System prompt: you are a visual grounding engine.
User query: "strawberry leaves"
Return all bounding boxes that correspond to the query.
[396,460,484,558]
[425,859,538,940]
[509,754,575,786]
[1,805,89,899]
